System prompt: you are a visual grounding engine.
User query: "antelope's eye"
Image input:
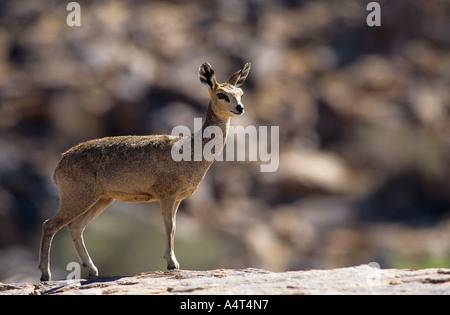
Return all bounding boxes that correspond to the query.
[217,93,230,102]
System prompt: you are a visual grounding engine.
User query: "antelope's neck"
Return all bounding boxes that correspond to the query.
[190,102,230,163]
[202,102,230,146]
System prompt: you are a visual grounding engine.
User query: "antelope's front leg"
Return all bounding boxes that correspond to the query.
[160,198,181,270]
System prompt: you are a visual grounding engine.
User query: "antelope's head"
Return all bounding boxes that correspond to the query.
[199,62,251,119]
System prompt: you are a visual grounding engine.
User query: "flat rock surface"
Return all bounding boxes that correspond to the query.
[1,265,450,295]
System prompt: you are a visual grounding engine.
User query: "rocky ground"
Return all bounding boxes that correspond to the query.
[1,265,450,295]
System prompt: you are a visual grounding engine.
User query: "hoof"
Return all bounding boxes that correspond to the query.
[167,265,180,270]
[167,261,180,270]
[40,273,51,282]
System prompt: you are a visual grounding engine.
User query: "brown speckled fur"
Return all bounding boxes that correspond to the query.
[38,62,251,281]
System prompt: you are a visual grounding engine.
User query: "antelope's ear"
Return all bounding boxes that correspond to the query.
[227,62,251,87]
[199,62,218,91]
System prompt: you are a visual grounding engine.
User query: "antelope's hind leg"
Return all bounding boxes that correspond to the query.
[39,192,99,281]
[39,214,68,281]
[68,197,114,278]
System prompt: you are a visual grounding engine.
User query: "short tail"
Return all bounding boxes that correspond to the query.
[52,170,58,186]
[52,153,64,186]
[52,162,60,186]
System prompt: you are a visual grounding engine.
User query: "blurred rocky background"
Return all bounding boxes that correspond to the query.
[0,0,449,282]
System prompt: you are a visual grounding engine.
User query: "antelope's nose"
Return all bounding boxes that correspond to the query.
[235,104,244,114]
